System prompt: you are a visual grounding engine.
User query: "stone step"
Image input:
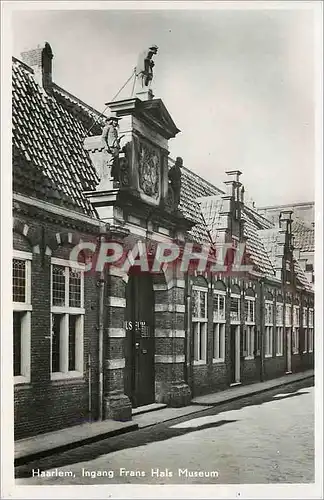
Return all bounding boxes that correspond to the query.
[132,403,167,416]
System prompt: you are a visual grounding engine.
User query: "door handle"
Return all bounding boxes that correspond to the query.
[142,349,148,354]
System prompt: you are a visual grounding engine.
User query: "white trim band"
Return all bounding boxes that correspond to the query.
[106,328,126,338]
[13,192,101,226]
[155,329,186,338]
[155,304,185,313]
[155,355,185,364]
[107,297,126,308]
[106,359,125,370]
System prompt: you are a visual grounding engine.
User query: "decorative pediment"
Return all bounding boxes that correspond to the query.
[107,98,180,140]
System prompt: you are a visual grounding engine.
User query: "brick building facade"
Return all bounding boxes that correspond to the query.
[12,44,314,439]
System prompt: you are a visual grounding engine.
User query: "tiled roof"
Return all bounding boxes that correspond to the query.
[11,57,314,293]
[242,211,275,276]
[12,57,104,216]
[197,194,225,244]
[292,218,315,252]
[12,57,221,236]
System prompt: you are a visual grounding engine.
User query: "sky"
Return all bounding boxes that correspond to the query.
[11,4,316,206]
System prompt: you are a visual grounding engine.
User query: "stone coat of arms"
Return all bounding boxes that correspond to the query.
[137,141,160,199]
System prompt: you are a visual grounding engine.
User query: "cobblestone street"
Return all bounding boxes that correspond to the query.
[16,381,314,485]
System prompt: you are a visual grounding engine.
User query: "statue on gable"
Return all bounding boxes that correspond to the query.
[135,45,158,90]
[168,156,183,210]
[99,113,123,189]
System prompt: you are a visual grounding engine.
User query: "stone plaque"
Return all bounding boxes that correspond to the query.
[137,140,161,201]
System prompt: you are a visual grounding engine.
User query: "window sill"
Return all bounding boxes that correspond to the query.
[14,375,30,385]
[244,355,254,360]
[212,358,225,364]
[265,354,273,358]
[292,352,299,355]
[51,371,84,381]
[193,360,207,366]
[276,353,283,357]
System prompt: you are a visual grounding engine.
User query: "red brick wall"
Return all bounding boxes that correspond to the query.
[13,210,100,439]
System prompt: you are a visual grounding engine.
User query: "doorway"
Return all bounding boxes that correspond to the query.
[124,271,155,407]
[230,325,241,385]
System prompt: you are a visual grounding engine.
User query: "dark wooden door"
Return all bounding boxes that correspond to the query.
[124,271,155,407]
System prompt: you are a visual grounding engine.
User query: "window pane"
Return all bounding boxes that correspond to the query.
[213,324,219,359]
[69,269,81,308]
[193,322,200,360]
[68,315,77,371]
[52,314,62,372]
[52,266,66,306]
[192,290,199,317]
[13,259,26,302]
[200,291,207,318]
[13,311,22,376]
[230,297,240,321]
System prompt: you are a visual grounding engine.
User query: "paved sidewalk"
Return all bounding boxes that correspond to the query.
[133,369,314,428]
[15,369,313,466]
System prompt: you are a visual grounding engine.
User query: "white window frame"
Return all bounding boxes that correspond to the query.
[276,301,284,356]
[276,326,284,356]
[303,307,308,328]
[276,302,284,326]
[50,258,85,380]
[230,293,241,324]
[192,286,208,365]
[265,300,274,358]
[13,250,32,384]
[213,290,226,363]
[244,297,255,359]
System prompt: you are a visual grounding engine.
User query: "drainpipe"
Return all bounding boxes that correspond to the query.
[260,278,265,382]
[98,232,106,421]
[185,272,192,391]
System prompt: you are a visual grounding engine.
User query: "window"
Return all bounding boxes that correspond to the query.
[303,307,308,328]
[276,303,284,326]
[265,326,273,357]
[276,301,284,356]
[230,295,240,323]
[293,306,300,327]
[51,258,85,379]
[309,308,314,328]
[13,251,32,384]
[192,287,207,363]
[276,327,283,356]
[265,302,274,325]
[265,300,274,357]
[244,297,255,358]
[213,293,226,322]
[244,326,255,358]
[213,291,226,362]
[244,298,255,323]
[213,323,225,361]
[308,308,314,353]
[285,304,292,327]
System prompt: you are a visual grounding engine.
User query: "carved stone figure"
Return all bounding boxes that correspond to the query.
[100,114,122,188]
[168,156,183,209]
[135,45,158,89]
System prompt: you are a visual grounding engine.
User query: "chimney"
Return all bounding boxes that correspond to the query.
[279,210,293,232]
[20,42,53,93]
